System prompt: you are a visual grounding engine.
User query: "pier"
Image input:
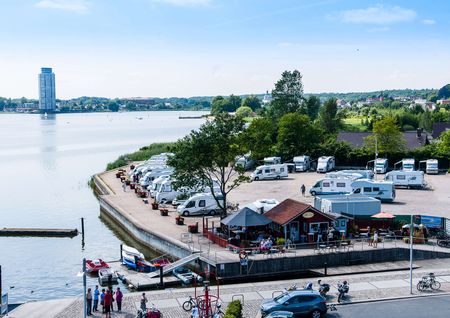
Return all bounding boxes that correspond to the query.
[0,228,78,238]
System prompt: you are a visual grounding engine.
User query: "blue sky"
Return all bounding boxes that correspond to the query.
[0,0,449,98]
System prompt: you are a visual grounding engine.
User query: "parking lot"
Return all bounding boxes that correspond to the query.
[228,172,450,217]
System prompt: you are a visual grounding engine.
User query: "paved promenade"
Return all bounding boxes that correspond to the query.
[9,259,450,318]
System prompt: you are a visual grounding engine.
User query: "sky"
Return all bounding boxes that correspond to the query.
[1,0,449,99]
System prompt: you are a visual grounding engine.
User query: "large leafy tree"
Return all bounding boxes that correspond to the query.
[269,70,305,119]
[211,95,242,114]
[364,117,406,156]
[241,117,277,160]
[276,113,322,159]
[436,130,450,157]
[318,98,343,134]
[305,95,321,120]
[241,95,262,111]
[168,114,248,217]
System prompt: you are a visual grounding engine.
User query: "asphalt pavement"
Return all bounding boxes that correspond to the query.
[327,294,450,318]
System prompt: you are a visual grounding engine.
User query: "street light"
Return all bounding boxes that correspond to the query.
[409,215,414,294]
[77,258,87,318]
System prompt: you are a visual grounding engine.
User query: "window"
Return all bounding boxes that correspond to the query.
[270,169,275,172]
[323,182,330,187]
[257,170,262,174]
[334,220,339,227]
[297,296,317,302]
[198,200,206,207]
[354,188,361,194]
[186,201,195,208]
[280,168,285,172]
[373,187,380,192]
[341,220,346,227]
[397,175,406,180]
[265,169,270,173]
[364,187,372,192]
[336,182,346,187]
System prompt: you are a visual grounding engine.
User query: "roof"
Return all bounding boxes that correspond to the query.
[316,194,380,203]
[432,122,450,139]
[221,207,272,227]
[264,199,335,226]
[337,131,430,150]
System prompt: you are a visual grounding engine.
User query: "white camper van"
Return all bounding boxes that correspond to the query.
[155,179,180,203]
[401,158,415,171]
[374,158,388,174]
[251,164,288,181]
[326,170,374,180]
[293,155,311,172]
[316,156,335,173]
[263,157,282,165]
[351,179,395,202]
[176,193,224,216]
[139,169,172,188]
[235,154,256,170]
[149,175,171,196]
[310,177,353,195]
[426,159,439,174]
[384,170,425,189]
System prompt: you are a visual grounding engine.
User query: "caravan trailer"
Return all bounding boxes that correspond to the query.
[351,179,395,202]
[374,158,388,174]
[384,170,425,189]
[426,159,439,174]
[263,157,282,165]
[401,158,415,171]
[293,155,311,172]
[235,154,256,170]
[251,164,288,181]
[316,156,335,173]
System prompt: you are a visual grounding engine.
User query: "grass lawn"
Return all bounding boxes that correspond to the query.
[343,116,368,132]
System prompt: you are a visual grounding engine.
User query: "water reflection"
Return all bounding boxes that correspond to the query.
[39,113,57,172]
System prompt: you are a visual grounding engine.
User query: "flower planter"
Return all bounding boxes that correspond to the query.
[125,180,131,186]
[130,183,135,190]
[160,209,169,216]
[152,203,159,210]
[188,225,198,233]
[175,217,185,225]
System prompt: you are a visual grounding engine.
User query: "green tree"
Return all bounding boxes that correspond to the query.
[241,117,277,159]
[125,101,137,111]
[305,95,321,120]
[107,101,120,112]
[228,95,242,112]
[436,130,450,157]
[235,106,253,118]
[276,113,321,159]
[211,96,226,114]
[269,70,305,118]
[437,84,450,99]
[241,95,261,111]
[168,114,249,217]
[364,117,406,156]
[419,110,433,131]
[318,98,343,134]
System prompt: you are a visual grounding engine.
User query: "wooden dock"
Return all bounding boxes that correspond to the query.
[109,261,181,290]
[0,228,78,238]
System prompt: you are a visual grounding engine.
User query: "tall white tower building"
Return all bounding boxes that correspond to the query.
[39,67,56,112]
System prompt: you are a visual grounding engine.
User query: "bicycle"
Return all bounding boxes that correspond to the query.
[417,273,441,292]
[182,296,197,311]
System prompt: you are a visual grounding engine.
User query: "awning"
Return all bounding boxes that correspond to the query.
[371,212,395,219]
[221,207,272,227]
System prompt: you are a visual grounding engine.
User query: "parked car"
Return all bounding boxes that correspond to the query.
[260,290,327,318]
[265,311,294,318]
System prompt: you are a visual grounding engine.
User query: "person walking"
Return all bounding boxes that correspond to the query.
[300,184,306,196]
[86,288,92,316]
[140,292,148,312]
[93,285,100,312]
[104,289,112,318]
[100,288,106,313]
[373,231,379,248]
[115,287,123,312]
[109,287,115,312]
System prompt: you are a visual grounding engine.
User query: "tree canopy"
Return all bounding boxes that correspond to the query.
[437,84,450,100]
[211,95,242,114]
[241,95,262,111]
[268,70,305,119]
[318,98,343,134]
[364,117,406,156]
[305,95,321,120]
[241,117,277,160]
[236,106,253,118]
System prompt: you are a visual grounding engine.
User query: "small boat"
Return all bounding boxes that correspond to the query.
[173,267,203,285]
[86,259,109,273]
[98,268,118,286]
[121,245,157,273]
[122,244,145,259]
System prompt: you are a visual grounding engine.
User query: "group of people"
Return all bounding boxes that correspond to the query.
[86,286,123,317]
[259,236,274,251]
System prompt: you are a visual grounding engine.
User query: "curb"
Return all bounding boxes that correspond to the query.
[335,291,450,306]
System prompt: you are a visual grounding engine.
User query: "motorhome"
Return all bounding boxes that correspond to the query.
[155,179,179,203]
[326,170,374,180]
[426,159,439,174]
[139,169,172,188]
[176,193,224,216]
[235,154,256,170]
[316,156,335,173]
[251,164,288,181]
[263,157,282,165]
[384,170,425,189]
[374,158,388,174]
[293,155,311,172]
[351,179,395,202]
[149,175,171,197]
[310,177,354,195]
[401,158,415,171]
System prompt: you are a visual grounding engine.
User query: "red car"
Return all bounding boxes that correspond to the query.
[86,259,109,273]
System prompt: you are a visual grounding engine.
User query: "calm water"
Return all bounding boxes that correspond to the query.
[0,111,206,303]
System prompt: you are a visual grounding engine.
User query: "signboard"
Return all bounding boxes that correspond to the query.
[303,212,314,219]
[1,293,8,315]
[420,215,442,229]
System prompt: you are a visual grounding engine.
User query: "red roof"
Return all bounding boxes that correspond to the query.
[264,198,335,226]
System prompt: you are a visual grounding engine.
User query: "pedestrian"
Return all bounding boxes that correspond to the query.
[300,184,306,196]
[109,287,115,312]
[373,231,379,248]
[140,292,148,312]
[122,181,127,192]
[115,287,123,312]
[86,288,92,316]
[104,289,112,318]
[93,285,100,312]
[100,288,106,313]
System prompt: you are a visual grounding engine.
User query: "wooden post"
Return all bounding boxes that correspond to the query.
[0,265,2,306]
[120,244,123,261]
[159,266,164,289]
[81,217,85,249]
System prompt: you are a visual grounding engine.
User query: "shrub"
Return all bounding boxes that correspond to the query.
[225,300,242,318]
[276,237,285,246]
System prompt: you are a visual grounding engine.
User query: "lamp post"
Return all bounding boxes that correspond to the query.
[409,215,414,294]
[77,258,87,318]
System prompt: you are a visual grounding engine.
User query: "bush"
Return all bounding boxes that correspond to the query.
[225,300,242,318]
[106,142,174,170]
[276,237,285,246]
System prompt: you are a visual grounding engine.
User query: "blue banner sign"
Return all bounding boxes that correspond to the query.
[420,215,442,229]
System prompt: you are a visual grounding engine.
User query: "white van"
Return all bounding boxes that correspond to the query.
[251,164,288,181]
[149,175,171,196]
[310,177,353,195]
[351,179,395,202]
[426,159,439,174]
[374,158,388,174]
[402,158,415,171]
[293,155,311,172]
[263,157,282,165]
[384,170,425,189]
[316,156,335,173]
[155,179,179,204]
[139,169,172,188]
[235,154,256,170]
[176,193,224,216]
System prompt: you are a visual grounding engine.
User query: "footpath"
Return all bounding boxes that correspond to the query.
[8,258,450,318]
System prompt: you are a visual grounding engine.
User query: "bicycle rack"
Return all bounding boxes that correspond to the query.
[232,294,245,306]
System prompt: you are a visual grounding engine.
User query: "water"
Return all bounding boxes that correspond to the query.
[0,111,206,303]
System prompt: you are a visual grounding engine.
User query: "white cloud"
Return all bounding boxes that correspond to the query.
[152,0,211,6]
[34,0,90,13]
[332,4,416,25]
[422,19,436,25]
